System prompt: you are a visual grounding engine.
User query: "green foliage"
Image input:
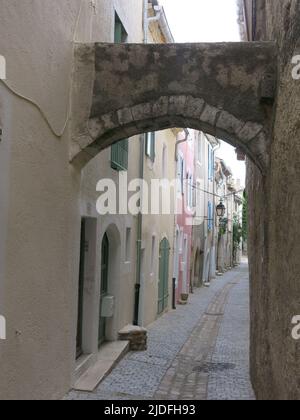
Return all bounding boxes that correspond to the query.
[233,215,243,252]
[218,217,228,238]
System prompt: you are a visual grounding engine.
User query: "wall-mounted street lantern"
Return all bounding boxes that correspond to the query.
[216,200,226,218]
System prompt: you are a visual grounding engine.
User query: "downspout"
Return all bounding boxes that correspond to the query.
[134,0,149,326]
[133,134,144,326]
[210,139,221,281]
[175,129,189,161]
[172,129,189,306]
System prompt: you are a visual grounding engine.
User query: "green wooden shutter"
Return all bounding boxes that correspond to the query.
[114,13,127,44]
[114,21,123,43]
[111,139,128,171]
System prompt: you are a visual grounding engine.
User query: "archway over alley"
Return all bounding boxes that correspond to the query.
[71,42,277,174]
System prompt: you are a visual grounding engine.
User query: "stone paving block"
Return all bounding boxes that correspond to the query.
[67,264,255,401]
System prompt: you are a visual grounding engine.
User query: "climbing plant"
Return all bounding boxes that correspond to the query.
[218,218,228,238]
[233,215,243,251]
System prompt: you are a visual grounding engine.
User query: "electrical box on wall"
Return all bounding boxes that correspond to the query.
[101,296,115,318]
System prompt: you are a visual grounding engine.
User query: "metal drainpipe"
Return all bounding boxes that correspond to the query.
[133,134,145,326]
[133,0,149,326]
[210,140,221,281]
[171,129,189,309]
[175,129,189,162]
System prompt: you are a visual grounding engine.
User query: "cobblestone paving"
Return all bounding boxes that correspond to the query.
[67,262,255,401]
[207,264,255,400]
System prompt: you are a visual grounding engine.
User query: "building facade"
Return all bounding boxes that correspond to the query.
[173,130,194,301]
[0,0,180,400]
[3,0,293,401]
[215,158,243,275]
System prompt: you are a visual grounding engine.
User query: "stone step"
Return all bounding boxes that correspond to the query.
[73,341,129,392]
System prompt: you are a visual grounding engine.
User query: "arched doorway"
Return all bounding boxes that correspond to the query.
[98,233,109,347]
[158,238,170,315]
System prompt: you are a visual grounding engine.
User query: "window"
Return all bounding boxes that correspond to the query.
[197,133,203,163]
[176,155,185,195]
[208,202,214,231]
[111,14,129,171]
[145,132,155,162]
[187,174,194,209]
[111,139,128,171]
[114,13,127,43]
[162,144,167,178]
[208,145,214,181]
[180,229,184,253]
[125,228,131,263]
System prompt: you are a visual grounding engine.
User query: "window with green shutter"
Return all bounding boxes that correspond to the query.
[110,14,128,171]
[111,139,129,171]
[114,13,127,43]
[145,132,156,162]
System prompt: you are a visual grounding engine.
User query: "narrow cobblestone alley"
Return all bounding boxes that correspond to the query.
[67,261,255,401]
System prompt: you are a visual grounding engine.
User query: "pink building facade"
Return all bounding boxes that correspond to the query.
[174,130,195,302]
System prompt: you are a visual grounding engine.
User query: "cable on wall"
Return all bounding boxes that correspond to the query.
[0,0,84,138]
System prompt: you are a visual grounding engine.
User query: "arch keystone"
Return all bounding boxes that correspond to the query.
[183,96,206,119]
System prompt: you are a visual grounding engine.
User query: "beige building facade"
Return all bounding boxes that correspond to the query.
[0,0,176,400]
[215,158,243,274]
[0,0,215,398]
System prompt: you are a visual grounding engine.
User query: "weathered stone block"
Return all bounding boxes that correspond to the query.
[119,325,147,352]
[131,103,153,122]
[260,72,276,104]
[216,111,244,136]
[200,104,221,126]
[152,96,169,118]
[117,107,134,126]
[238,122,263,143]
[248,132,268,158]
[168,95,187,115]
[184,96,205,119]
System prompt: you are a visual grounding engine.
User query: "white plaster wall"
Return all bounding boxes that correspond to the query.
[79,0,143,355]
[0,0,143,400]
[0,86,12,338]
[141,129,176,326]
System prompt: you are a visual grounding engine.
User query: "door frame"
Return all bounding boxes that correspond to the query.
[98,233,109,347]
[158,238,170,315]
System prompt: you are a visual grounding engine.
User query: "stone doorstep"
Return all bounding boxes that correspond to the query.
[119,324,148,351]
[75,353,95,383]
[73,340,130,393]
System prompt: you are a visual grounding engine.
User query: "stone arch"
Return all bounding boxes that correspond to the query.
[85,96,268,172]
[70,42,277,174]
